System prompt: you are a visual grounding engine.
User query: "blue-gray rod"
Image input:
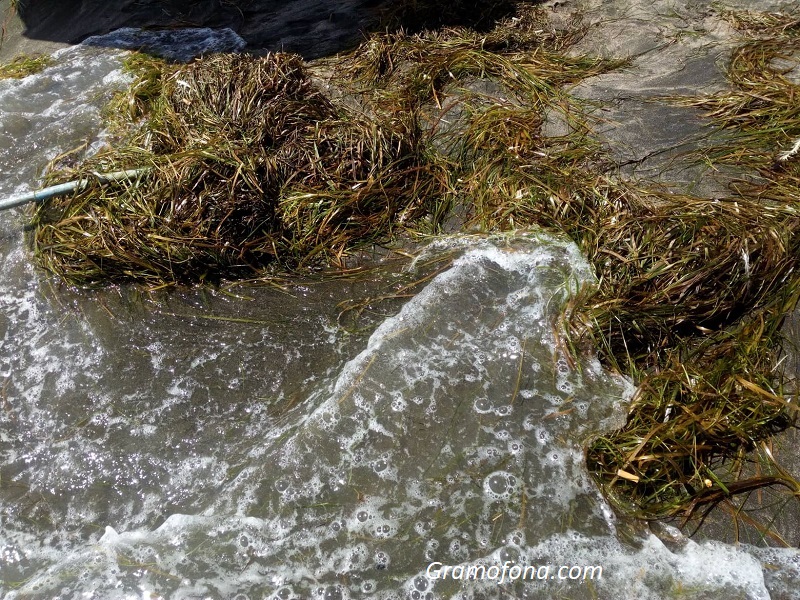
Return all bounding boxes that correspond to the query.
[0,168,147,212]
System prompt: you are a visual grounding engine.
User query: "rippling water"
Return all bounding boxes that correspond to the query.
[1,30,799,600]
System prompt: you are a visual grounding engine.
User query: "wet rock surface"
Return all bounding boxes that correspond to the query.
[545,0,787,196]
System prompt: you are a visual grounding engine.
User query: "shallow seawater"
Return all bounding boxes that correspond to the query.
[1,30,799,600]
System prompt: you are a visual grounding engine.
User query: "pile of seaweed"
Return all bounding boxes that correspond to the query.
[0,53,51,79]
[27,3,800,529]
[31,4,606,285]
[32,52,434,284]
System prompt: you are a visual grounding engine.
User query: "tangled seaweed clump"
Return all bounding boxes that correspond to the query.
[31,4,615,286]
[32,53,434,284]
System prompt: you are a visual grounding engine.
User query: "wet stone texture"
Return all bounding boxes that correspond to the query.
[547,0,748,197]
[771,50,800,85]
[581,100,735,195]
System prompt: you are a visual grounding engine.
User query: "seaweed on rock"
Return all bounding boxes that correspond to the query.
[27,3,800,528]
[32,53,434,284]
[581,11,800,522]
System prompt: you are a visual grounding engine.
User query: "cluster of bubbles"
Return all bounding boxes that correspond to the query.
[483,471,521,501]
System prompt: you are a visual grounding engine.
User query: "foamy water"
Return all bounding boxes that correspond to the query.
[0,31,798,600]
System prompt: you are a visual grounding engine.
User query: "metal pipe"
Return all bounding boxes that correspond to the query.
[0,168,148,212]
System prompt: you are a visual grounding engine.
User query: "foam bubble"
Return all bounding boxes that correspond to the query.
[391,397,407,412]
[483,471,521,501]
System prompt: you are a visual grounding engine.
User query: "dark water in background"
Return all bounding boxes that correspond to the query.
[0,30,799,600]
